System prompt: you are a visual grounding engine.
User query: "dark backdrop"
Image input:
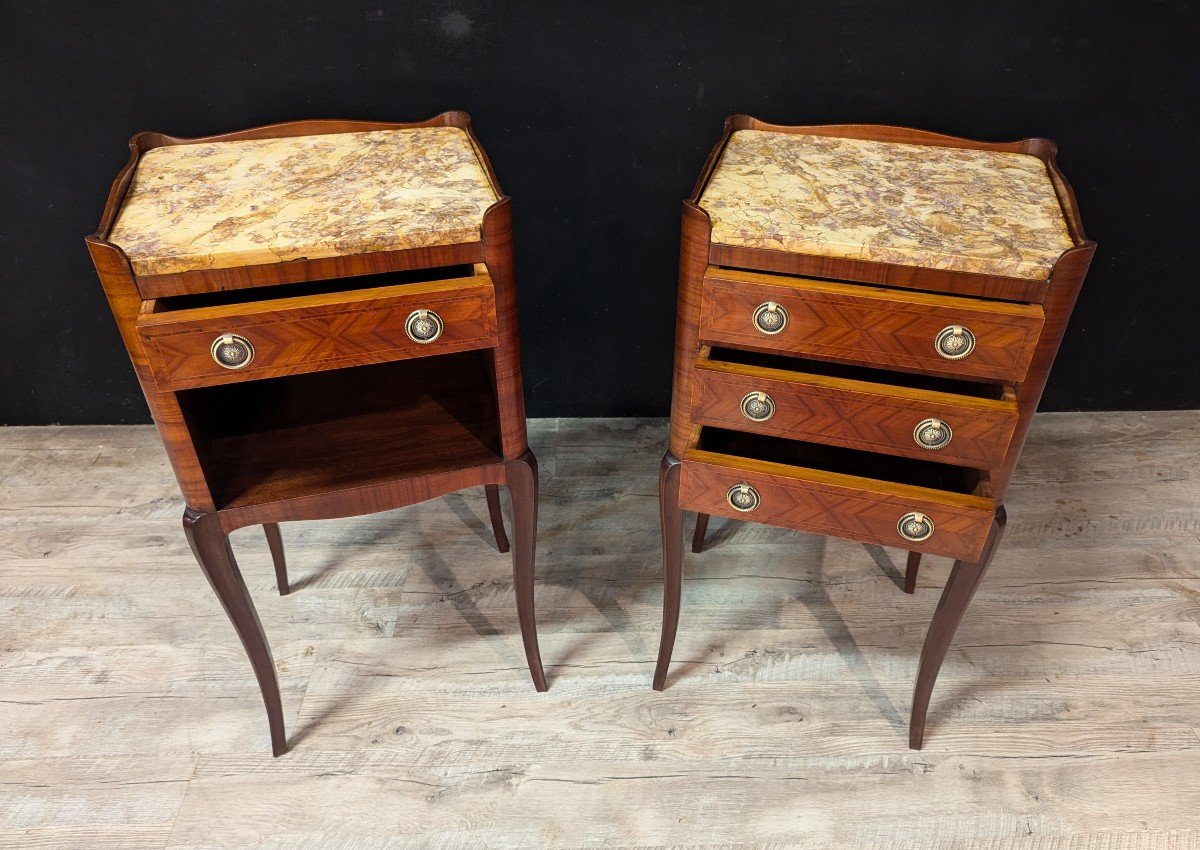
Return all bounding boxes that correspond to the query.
[3,0,1197,424]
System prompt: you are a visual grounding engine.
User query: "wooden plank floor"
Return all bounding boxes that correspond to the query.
[2,413,1199,848]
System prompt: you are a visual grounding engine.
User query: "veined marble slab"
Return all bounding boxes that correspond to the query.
[700,130,1074,281]
[109,127,498,277]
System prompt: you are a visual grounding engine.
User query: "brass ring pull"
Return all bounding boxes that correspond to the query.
[726,483,761,512]
[913,418,953,450]
[405,309,444,344]
[897,512,935,542]
[752,302,788,335]
[934,325,976,360]
[739,391,776,423]
[210,334,254,370]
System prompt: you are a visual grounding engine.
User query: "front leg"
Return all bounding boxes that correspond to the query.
[653,453,684,690]
[504,450,547,692]
[184,509,287,756]
[909,506,1006,749]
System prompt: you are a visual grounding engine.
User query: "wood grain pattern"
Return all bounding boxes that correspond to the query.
[664,117,1096,752]
[680,450,995,562]
[699,267,1045,383]
[667,202,713,458]
[693,355,1019,468]
[481,198,530,461]
[910,505,1006,749]
[138,275,498,390]
[86,114,541,755]
[84,237,216,511]
[3,415,1197,847]
[180,353,504,516]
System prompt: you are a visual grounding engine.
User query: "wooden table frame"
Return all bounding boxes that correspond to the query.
[656,115,1096,748]
[86,112,546,756]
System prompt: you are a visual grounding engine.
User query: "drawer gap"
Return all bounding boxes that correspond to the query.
[709,347,1011,400]
[178,351,502,511]
[149,263,478,313]
[697,427,986,496]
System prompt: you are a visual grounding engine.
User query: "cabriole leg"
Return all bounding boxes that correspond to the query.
[263,523,288,596]
[909,507,1007,749]
[484,483,510,553]
[653,453,684,690]
[184,509,287,756]
[504,451,547,692]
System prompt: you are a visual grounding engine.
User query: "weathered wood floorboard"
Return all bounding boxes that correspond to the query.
[1,414,1198,848]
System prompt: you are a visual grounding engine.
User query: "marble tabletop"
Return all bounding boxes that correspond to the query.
[699,130,1074,281]
[109,127,498,277]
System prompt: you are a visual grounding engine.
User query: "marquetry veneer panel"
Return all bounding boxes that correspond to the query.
[138,275,497,391]
[692,357,1019,469]
[699,267,1045,382]
[680,451,995,562]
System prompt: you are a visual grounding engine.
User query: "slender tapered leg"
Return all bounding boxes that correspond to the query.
[691,512,709,553]
[484,484,510,553]
[909,506,1006,749]
[263,523,289,596]
[653,452,684,691]
[504,450,548,692]
[904,551,922,595]
[183,509,287,756]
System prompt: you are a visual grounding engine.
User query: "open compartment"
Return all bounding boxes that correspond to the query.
[146,263,481,314]
[695,427,989,498]
[707,347,1012,400]
[179,350,502,511]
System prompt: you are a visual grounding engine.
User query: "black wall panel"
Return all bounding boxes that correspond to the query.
[1,0,1196,423]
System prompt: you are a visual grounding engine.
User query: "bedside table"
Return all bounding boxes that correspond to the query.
[85,113,547,756]
[655,117,1095,748]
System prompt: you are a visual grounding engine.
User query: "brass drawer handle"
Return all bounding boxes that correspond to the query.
[752,301,788,335]
[727,483,761,512]
[739,391,776,422]
[913,418,953,450]
[934,325,976,360]
[210,334,254,370]
[897,512,935,542]
[405,309,444,344]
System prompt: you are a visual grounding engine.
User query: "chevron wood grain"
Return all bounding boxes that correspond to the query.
[692,356,1019,468]
[86,115,544,757]
[680,451,995,562]
[137,275,498,391]
[699,267,1045,382]
[660,119,1096,748]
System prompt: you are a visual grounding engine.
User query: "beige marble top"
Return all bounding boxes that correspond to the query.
[699,130,1073,280]
[109,127,498,277]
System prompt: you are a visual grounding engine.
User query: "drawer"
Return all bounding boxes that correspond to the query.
[137,274,497,390]
[699,267,1044,382]
[680,428,996,561]
[692,348,1019,469]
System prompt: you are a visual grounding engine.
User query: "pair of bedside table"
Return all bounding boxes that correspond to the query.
[89,112,1092,753]
[656,117,1094,748]
[87,113,547,756]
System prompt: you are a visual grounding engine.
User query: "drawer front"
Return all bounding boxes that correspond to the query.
[680,451,996,561]
[699,268,1044,382]
[692,360,1019,469]
[137,276,497,390]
